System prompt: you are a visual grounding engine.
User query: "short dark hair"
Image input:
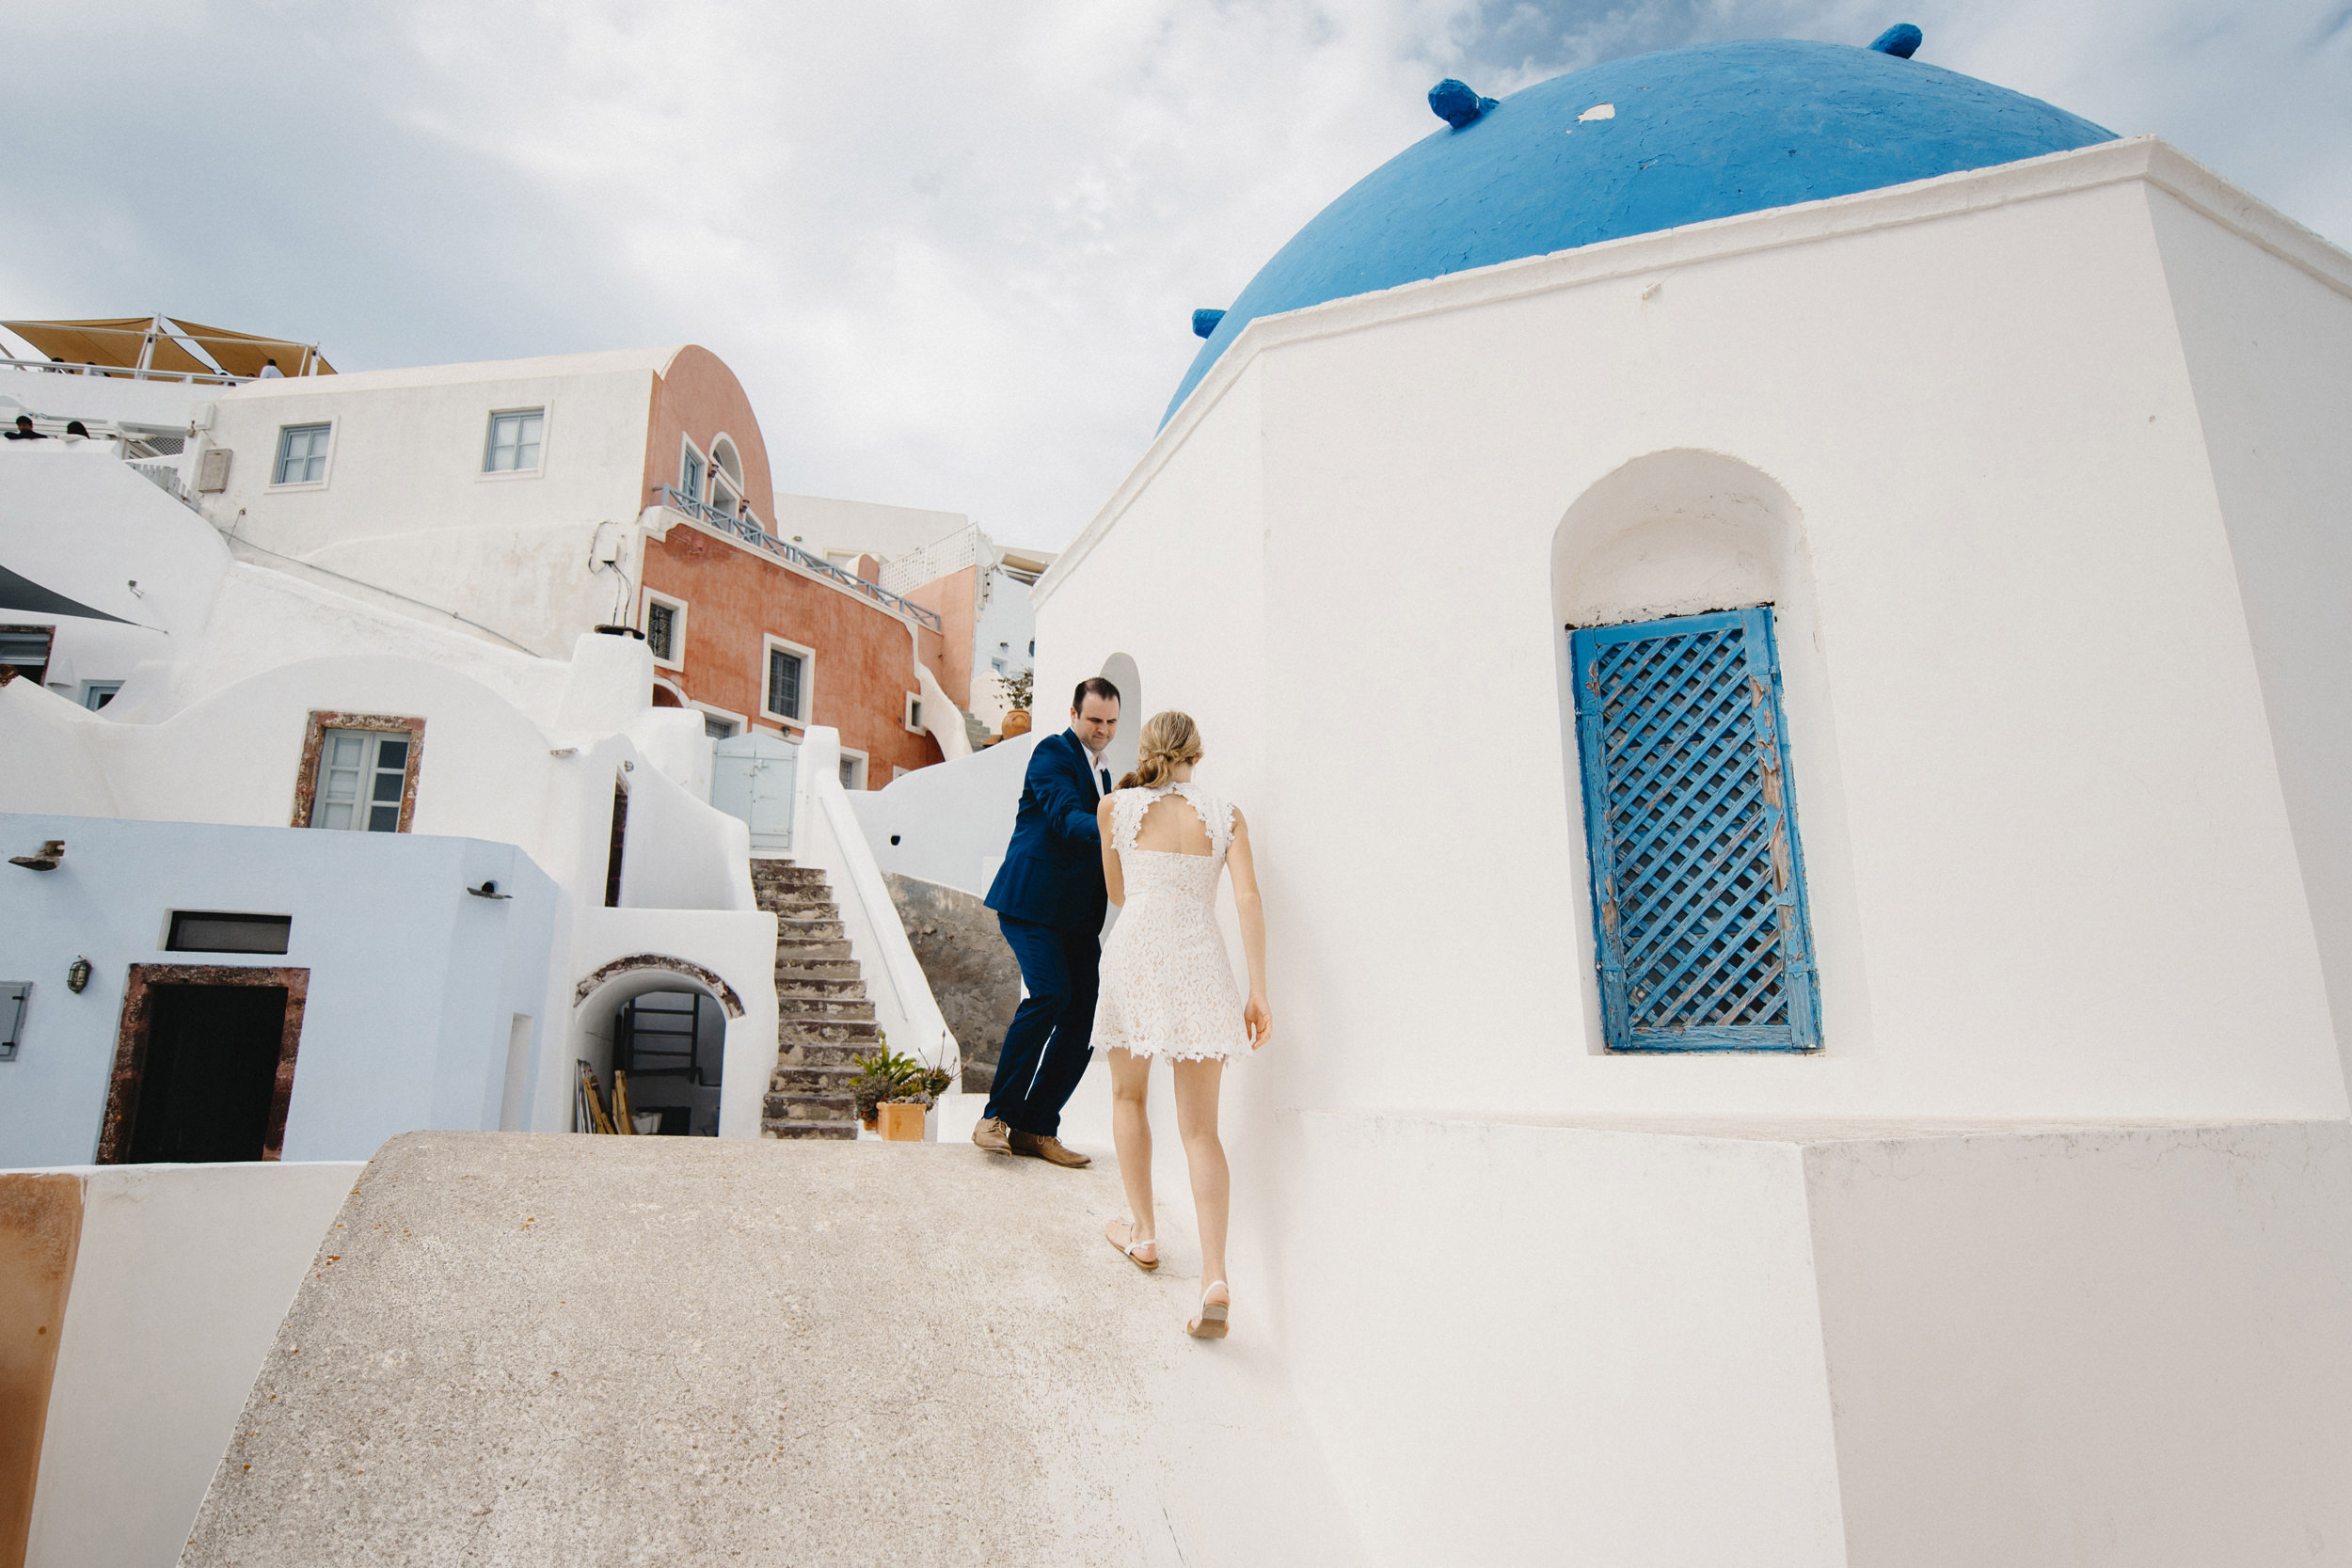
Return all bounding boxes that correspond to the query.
[1072,676,1121,714]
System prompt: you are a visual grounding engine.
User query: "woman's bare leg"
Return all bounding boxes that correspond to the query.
[1106,1049,1157,1260]
[1172,1057,1230,1307]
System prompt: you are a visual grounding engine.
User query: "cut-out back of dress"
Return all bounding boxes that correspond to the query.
[1096,783,1248,1062]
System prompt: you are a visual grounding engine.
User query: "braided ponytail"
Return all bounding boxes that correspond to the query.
[1115,709,1203,791]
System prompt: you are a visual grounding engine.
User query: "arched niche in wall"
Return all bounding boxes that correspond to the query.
[569,955,746,1136]
[1097,651,1142,786]
[1547,449,1868,1055]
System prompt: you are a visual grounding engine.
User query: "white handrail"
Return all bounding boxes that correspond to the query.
[1,356,247,386]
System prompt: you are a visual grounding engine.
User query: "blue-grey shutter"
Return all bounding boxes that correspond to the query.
[1569,607,1820,1052]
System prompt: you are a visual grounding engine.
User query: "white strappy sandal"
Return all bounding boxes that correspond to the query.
[1187,1282,1231,1339]
[1104,1218,1160,1272]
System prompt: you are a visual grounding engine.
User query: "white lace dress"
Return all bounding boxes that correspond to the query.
[1094,783,1250,1062]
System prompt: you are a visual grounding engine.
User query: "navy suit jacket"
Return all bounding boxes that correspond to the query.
[985,729,1109,932]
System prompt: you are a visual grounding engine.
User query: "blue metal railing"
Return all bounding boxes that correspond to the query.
[649,484,943,632]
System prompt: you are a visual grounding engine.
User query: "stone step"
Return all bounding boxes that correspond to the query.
[778,1019,882,1048]
[760,895,840,917]
[750,866,829,888]
[778,997,876,1022]
[771,1064,861,1094]
[776,975,868,1000]
[765,1092,856,1122]
[774,958,861,981]
[776,917,846,942]
[776,1053,870,1081]
[774,939,852,963]
[760,1119,858,1141]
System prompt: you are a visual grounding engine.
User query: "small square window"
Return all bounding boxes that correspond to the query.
[703,713,737,740]
[644,597,684,665]
[484,409,545,473]
[838,753,866,790]
[81,681,122,709]
[903,692,924,733]
[273,423,331,484]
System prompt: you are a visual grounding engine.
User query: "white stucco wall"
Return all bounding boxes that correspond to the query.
[2145,187,2352,1090]
[197,353,669,660]
[851,729,1041,898]
[0,367,222,432]
[22,1161,362,1568]
[0,814,563,1165]
[1036,137,2351,1126]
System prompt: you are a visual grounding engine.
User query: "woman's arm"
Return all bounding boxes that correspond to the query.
[1227,807,1272,1049]
[1098,796,1124,908]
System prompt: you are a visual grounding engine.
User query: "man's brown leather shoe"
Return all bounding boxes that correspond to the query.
[971,1117,1013,1154]
[1009,1131,1091,1168]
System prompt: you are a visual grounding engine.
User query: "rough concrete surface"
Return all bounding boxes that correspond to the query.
[182,1132,1359,1567]
[885,874,1021,1092]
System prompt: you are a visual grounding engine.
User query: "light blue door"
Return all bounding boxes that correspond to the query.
[712,731,798,852]
[1568,607,1820,1052]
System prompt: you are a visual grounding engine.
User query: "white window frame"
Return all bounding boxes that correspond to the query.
[479,405,548,480]
[641,589,688,672]
[269,420,335,489]
[309,726,414,832]
[761,634,815,727]
[678,436,708,507]
[902,691,925,735]
[708,434,745,518]
[837,747,868,791]
[80,680,122,710]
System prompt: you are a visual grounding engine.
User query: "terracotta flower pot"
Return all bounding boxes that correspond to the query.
[878,1102,928,1142]
[1000,708,1032,737]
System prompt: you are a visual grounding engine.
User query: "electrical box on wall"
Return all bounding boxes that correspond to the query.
[196,447,232,492]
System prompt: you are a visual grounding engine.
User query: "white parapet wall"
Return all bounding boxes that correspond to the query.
[791,728,957,1076]
[16,1161,362,1568]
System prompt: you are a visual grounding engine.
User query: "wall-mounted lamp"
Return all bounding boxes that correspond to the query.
[67,958,91,994]
[8,840,63,871]
[621,760,635,773]
[467,880,512,900]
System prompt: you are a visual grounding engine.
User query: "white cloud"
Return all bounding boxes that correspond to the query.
[2,0,2344,547]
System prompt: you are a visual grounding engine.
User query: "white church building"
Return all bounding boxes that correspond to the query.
[1002,30,2352,1566]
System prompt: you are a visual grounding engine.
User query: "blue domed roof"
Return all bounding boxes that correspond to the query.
[1165,37,2115,422]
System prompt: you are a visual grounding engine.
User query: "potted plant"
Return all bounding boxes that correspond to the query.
[851,1045,955,1141]
[999,669,1033,737]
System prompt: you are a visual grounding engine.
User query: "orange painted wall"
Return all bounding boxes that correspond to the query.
[903,565,977,709]
[643,523,944,783]
[642,346,776,523]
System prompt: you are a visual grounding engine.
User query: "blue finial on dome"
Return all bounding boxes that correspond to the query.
[1868,24,1923,56]
[1191,309,1227,340]
[1428,79,1500,129]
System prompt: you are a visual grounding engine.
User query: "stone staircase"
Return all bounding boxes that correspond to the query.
[750,861,876,1141]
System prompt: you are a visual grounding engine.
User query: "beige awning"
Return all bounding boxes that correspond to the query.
[169,319,335,378]
[1,316,334,378]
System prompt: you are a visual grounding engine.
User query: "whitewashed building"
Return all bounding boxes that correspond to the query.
[1009,33,2352,1566]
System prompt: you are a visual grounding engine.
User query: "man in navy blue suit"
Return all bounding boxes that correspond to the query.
[973,676,1121,1167]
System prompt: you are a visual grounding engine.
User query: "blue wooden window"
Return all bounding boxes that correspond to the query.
[1569,607,1820,1052]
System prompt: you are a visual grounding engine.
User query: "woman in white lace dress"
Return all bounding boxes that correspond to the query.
[1091,710,1271,1338]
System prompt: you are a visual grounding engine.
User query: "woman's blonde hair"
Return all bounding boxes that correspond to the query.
[1116,709,1203,791]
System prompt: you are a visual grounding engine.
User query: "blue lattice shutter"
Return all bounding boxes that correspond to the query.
[1569,608,1820,1052]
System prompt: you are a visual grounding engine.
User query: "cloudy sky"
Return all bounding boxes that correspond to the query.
[5,0,2346,548]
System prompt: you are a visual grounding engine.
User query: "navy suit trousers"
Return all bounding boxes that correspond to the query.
[986,914,1100,1138]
